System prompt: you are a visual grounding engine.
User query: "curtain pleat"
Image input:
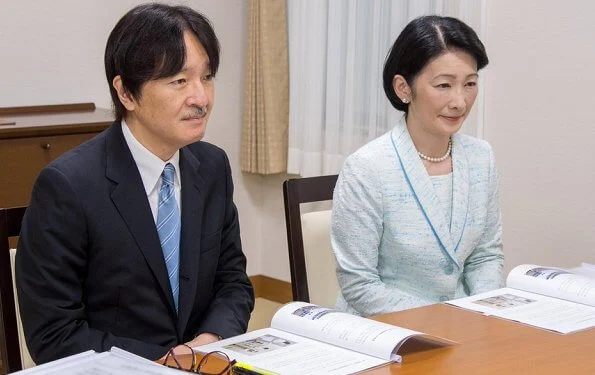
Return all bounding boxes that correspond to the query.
[241,0,289,175]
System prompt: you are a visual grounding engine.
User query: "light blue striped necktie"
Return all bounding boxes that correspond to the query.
[156,163,180,312]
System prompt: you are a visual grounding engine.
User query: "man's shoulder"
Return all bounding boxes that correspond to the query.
[183,140,228,168]
[185,139,225,155]
[47,127,109,174]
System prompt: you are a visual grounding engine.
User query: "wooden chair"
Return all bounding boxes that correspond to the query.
[0,206,27,373]
[282,175,339,306]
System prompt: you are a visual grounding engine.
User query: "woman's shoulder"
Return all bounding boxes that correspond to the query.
[456,133,494,158]
[345,130,394,164]
[338,131,398,188]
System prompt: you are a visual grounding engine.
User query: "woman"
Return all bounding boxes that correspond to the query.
[331,15,504,317]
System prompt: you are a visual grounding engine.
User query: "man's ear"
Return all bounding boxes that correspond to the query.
[392,75,412,103]
[112,75,136,111]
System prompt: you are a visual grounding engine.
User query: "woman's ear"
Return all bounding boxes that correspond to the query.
[392,75,411,103]
[112,75,137,111]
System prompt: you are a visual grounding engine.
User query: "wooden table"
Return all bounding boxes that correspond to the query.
[165,303,595,374]
[367,303,595,374]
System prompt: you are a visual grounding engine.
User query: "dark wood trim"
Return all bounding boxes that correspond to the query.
[0,103,96,116]
[0,107,114,140]
[0,118,16,126]
[283,175,338,302]
[0,121,113,140]
[0,206,27,373]
[249,275,292,304]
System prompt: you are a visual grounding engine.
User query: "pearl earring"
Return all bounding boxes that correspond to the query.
[402,98,409,104]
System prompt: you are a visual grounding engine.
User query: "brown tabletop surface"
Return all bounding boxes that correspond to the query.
[159,303,595,374]
[365,303,594,374]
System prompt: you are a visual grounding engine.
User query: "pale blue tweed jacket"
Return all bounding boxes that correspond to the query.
[331,116,504,317]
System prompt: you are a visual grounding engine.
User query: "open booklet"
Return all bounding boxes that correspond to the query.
[446,263,595,334]
[13,347,180,375]
[568,262,595,278]
[197,301,454,375]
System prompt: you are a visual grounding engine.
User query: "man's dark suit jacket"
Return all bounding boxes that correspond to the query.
[15,122,254,364]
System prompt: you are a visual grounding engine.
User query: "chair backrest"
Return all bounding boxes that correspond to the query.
[0,206,27,373]
[283,175,339,307]
[10,249,35,369]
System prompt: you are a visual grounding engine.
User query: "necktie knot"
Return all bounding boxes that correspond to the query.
[162,163,175,186]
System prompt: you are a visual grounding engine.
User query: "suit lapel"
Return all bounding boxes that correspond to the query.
[105,123,177,314]
[176,147,203,337]
[391,117,460,269]
[450,134,469,255]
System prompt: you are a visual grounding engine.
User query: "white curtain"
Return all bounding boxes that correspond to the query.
[287,0,486,177]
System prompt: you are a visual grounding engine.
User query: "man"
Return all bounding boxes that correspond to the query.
[16,3,254,363]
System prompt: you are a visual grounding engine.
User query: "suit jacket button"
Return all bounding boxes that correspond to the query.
[439,295,450,302]
[444,263,454,275]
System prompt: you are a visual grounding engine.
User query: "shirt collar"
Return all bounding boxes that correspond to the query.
[121,119,180,196]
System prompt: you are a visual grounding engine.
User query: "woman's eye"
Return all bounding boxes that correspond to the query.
[203,73,215,81]
[436,83,450,88]
[466,81,477,87]
[172,78,186,85]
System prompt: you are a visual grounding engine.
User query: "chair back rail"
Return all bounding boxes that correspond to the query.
[282,175,338,302]
[0,206,27,373]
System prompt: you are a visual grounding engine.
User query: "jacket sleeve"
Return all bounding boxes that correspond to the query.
[16,166,169,364]
[463,145,505,294]
[332,153,434,317]
[193,151,254,339]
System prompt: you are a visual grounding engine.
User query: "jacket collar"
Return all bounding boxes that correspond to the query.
[176,147,203,337]
[105,122,204,335]
[390,116,469,269]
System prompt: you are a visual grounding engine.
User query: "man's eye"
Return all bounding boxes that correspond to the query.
[171,79,186,85]
[203,73,215,81]
[436,83,450,88]
[466,81,477,87]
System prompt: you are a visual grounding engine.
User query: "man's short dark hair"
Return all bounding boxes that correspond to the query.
[383,15,488,113]
[105,3,220,121]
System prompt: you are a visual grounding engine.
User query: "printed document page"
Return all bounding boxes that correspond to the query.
[14,349,178,375]
[196,327,388,375]
[197,301,454,374]
[271,301,445,361]
[446,287,595,334]
[568,263,595,279]
[506,264,595,307]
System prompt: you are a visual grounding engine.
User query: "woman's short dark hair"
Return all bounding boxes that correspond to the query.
[105,3,220,121]
[382,15,488,112]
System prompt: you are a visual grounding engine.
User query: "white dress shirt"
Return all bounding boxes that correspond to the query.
[121,119,181,222]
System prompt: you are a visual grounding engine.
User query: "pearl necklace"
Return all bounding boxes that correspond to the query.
[417,138,452,163]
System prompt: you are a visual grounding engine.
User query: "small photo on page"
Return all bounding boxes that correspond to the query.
[292,304,333,320]
[224,334,295,356]
[472,293,537,310]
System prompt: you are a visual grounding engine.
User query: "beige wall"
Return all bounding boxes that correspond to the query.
[484,0,595,271]
[2,1,594,283]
